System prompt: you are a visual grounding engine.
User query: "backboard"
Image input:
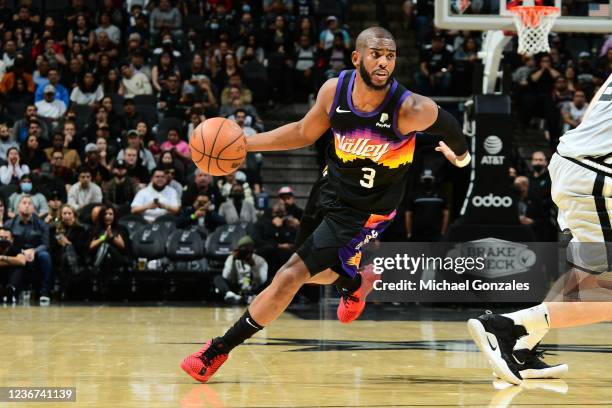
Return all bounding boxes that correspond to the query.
[435,0,611,32]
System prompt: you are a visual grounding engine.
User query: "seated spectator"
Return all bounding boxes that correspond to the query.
[131,167,180,223]
[117,130,157,172]
[218,183,257,225]
[102,159,140,217]
[218,171,253,202]
[43,191,63,225]
[8,174,49,218]
[152,51,181,93]
[10,76,34,104]
[5,195,53,305]
[277,186,304,221]
[70,72,104,107]
[182,168,223,209]
[415,32,453,96]
[34,68,70,107]
[214,236,268,304]
[120,99,143,134]
[83,143,111,185]
[44,132,81,172]
[561,89,588,132]
[88,205,129,290]
[220,73,253,106]
[119,61,153,98]
[177,193,225,233]
[11,105,49,144]
[21,135,48,174]
[321,33,352,80]
[158,74,187,119]
[85,105,120,144]
[193,76,219,117]
[319,15,350,51]
[0,228,28,304]
[183,53,211,95]
[514,176,547,240]
[162,164,182,197]
[40,150,74,194]
[149,0,183,40]
[254,200,297,273]
[294,35,317,102]
[95,135,112,171]
[35,84,68,120]
[0,123,18,161]
[95,11,121,45]
[89,32,119,63]
[50,204,87,281]
[160,127,190,162]
[67,13,95,54]
[0,147,30,185]
[219,85,261,117]
[68,167,103,211]
[123,146,150,184]
[130,49,152,81]
[0,55,34,95]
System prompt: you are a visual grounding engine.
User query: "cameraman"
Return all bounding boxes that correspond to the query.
[214,236,268,304]
[177,194,226,233]
[0,228,27,304]
[255,201,298,273]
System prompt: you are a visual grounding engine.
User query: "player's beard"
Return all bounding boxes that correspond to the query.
[359,60,391,91]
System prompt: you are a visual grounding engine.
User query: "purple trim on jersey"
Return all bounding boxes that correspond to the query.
[347,70,398,118]
[328,70,348,119]
[393,90,413,138]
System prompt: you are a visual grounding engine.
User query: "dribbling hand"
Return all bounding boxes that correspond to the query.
[435,141,471,168]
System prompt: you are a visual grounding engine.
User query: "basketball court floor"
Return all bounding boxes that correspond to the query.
[0,303,610,407]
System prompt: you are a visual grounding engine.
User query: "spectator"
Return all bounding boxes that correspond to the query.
[67,167,103,211]
[415,32,453,96]
[405,169,450,241]
[44,131,81,171]
[8,173,48,218]
[11,104,48,144]
[193,76,218,116]
[159,150,185,184]
[117,130,156,172]
[1,39,18,69]
[158,74,186,119]
[162,165,182,197]
[95,135,112,171]
[67,13,95,53]
[514,176,548,240]
[0,228,28,304]
[102,159,140,216]
[183,53,211,94]
[50,204,87,281]
[218,171,253,201]
[524,53,560,128]
[277,186,303,220]
[43,191,63,225]
[90,32,119,63]
[319,15,350,51]
[131,167,180,223]
[123,146,150,184]
[21,134,48,174]
[44,150,74,190]
[452,36,479,95]
[0,123,18,160]
[88,205,129,290]
[254,200,297,273]
[214,235,268,304]
[83,143,111,185]
[0,55,34,95]
[214,52,241,93]
[160,127,190,161]
[35,84,67,120]
[182,168,223,209]
[294,35,317,102]
[0,147,30,185]
[70,72,104,106]
[561,89,588,132]
[220,73,252,106]
[10,76,34,104]
[119,61,153,98]
[149,0,183,41]
[528,151,553,216]
[34,68,70,107]
[120,99,143,134]
[178,193,225,233]
[152,50,181,93]
[218,183,257,224]
[5,195,53,305]
[95,11,121,45]
[321,33,352,80]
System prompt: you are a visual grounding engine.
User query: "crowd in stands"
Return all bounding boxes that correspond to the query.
[0,0,357,305]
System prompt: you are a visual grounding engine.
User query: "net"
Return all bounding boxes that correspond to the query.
[508,5,560,56]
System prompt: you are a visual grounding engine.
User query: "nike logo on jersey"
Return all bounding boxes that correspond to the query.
[335,134,390,162]
[336,106,352,113]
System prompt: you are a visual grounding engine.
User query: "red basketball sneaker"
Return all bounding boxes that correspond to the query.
[337,264,379,324]
[181,338,229,383]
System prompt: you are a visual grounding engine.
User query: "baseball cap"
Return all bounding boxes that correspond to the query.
[84,143,98,153]
[236,235,254,249]
[579,51,590,58]
[326,15,338,23]
[127,129,139,138]
[47,190,61,201]
[113,159,126,169]
[277,186,294,196]
[43,84,55,94]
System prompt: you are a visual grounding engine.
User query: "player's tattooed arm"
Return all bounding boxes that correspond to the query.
[246,79,337,152]
[398,93,471,168]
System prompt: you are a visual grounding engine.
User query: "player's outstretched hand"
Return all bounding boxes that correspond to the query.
[435,141,471,168]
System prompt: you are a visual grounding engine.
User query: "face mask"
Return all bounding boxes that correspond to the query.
[532,164,545,173]
[210,22,219,30]
[0,239,10,249]
[20,182,32,193]
[231,192,245,201]
[242,5,251,12]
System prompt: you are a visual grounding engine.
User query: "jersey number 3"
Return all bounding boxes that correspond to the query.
[360,167,376,189]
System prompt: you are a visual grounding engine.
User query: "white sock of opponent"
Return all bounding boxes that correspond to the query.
[503,304,551,350]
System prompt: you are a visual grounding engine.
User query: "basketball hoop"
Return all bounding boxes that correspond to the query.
[508,5,560,56]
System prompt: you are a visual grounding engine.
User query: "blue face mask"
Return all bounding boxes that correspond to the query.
[242,5,251,12]
[20,182,32,193]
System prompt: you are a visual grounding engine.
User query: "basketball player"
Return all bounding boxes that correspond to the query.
[468,73,612,385]
[181,27,471,383]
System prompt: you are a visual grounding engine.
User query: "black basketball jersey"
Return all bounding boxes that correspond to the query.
[326,69,416,214]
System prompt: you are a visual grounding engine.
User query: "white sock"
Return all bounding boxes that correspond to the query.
[514,329,548,351]
[503,303,551,332]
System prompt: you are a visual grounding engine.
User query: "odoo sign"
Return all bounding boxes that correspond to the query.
[471,194,513,208]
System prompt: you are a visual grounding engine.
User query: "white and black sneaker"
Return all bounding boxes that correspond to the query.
[468,311,526,385]
[511,345,569,379]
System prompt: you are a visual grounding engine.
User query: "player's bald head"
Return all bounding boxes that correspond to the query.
[355,27,396,52]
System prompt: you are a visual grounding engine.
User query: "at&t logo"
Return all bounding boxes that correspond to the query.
[481,135,505,165]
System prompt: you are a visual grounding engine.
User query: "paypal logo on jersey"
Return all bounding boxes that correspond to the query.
[376,113,391,129]
[335,133,390,162]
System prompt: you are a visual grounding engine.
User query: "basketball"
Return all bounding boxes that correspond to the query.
[190,117,247,176]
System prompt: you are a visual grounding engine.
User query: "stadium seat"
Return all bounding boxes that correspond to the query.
[131,223,167,262]
[118,214,147,239]
[156,117,183,144]
[134,104,159,126]
[72,104,93,131]
[108,93,125,116]
[166,229,205,262]
[134,94,158,107]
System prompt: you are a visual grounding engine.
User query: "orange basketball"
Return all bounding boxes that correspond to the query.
[190,117,247,176]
